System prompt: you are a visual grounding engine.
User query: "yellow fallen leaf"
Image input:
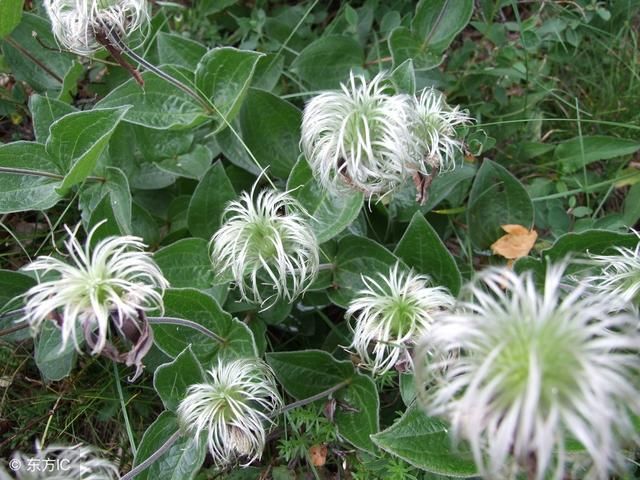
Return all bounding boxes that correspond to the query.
[491,224,538,260]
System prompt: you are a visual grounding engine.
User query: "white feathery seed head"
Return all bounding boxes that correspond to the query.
[301,71,415,195]
[578,239,640,311]
[414,263,640,480]
[44,0,148,55]
[346,262,455,375]
[210,186,319,306]
[408,88,472,173]
[7,440,118,479]
[22,222,168,355]
[176,358,282,468]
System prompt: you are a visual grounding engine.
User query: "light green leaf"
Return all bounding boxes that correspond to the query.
[372,404,477,477]
[154,346,205,411]
[0,141,62,213]
[287,158,363,243]
[29,94,76,143]
[239,88,301,178]
[467,160,534,250]
[0,269,35,313]
[394,212,461,295]
[195,47,263,131]
[154,238,216,290]
[153,288,257,363]
[291,35,364,90]
[187,161,236,239]
[555,136,640,173]
[542,229,640,262]
[133,411,205,480]
[46,107,129,192]
[96,71,209,130]
[0,0,23,38]
[267,350,379,452]
[157,32,207,70]
[35,322,76,382]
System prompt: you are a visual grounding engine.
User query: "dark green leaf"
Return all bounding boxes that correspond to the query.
[35,322,76,382]
[154,238,215,290]
[412,0,474,52]
[0,269,35,313]
[543,229,640,262]
[395,212,461,295]
[29,94,76,143]
[157,32,207,70]
[388,27,442,70]
[104,167,132,234]
[555,136,640,173]
[287,158,363,243]
[154,346,205,411]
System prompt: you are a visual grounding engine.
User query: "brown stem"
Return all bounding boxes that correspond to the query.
[94,30,144,86]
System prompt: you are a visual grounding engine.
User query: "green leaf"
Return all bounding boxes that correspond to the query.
[555,136,640,173]
[388,27,442,70]
[371,404,477,477]
[0,269,35,312]
[394,212,462,295]
[2,13,73,92]
[96,71,209,130]
[104,167,132,234]
[623,183,640,227]
[287,158,363,243]
[187,161,236,239]
[153,288,257,363]
[157,32,207,70]
[35,322,76,382]
[133,411,205,480]
[155,145,212,180]
[0,141,62,213]
[0,0,23,38]
[46,107,129,192]
[291,35,364,90]
[195,47,263,131]
[154,346,205,411]
[542,229,640,262]
[154,238,215,290]
[239,88,301,178]
[267,350,379,452]
[57,61,83,103]
[411,0,474,52]
[329,235,400,308]
[467,160,534,250]
[29,94,76,143]
[390,59,416,95]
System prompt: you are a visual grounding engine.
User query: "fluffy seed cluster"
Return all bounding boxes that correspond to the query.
[347,262,454,375]
[301,71,471,196]
[44,0,148,55]
[415,263,640,480]
[5,441,118,479]
[176,358,282,467]
[22,223,168,355]
[210,187,319,306]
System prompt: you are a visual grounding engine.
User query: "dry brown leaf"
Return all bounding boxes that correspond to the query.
[491,224,538,260]
[309,444,328,467]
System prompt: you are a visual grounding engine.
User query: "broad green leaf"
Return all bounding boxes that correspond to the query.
[154,346,205,411]
[291,35,364,90]
[195,47,263,131]
[467,160,534,250]
[252,53,284,91]
[153,288,257,363]
[156,145,212,180]
[555,136,640,173]
[0,0,23,38]
[29,94,76,143]
[46,107,129,192]
[542,229,639,262]
[0,141,62,213]
[390,59,416,95]
[287,158,363,243]
[104,167,132,234]
[154,238,215,290]
[329,235,400,308]
[412,0,474,52]
[267,350,379,452]
[372,404,477,477]
[623,183,640,227]
[96,71,209,130]
[2,13,73,92]
[57,61,83,103]
[157,32,207,70]
[388,27,442,70]
[394,212,462,295]
[216,120,261,175]
[187,161,236,239]
[0,269,35,313]
[133,411,205,480]
[239,88,301,178]
[35,322,76,382]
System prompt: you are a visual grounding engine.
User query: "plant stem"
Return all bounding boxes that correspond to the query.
[0,166,105,182]
[272,379,351,417]
[113,362,137,456]
[0,320,29,337]
[120,430,181,480]
[147,316,224,343]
